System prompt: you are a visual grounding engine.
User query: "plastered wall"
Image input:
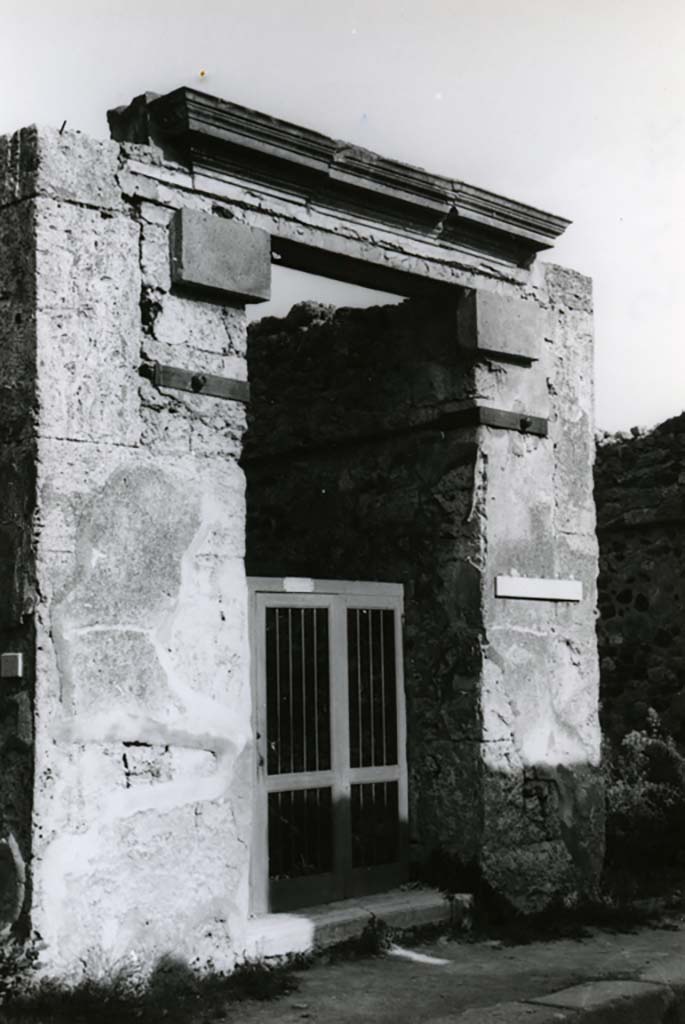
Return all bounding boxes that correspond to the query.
[0,113,603,974]
[0,127,252,973]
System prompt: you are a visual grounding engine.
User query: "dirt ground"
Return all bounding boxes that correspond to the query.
[225,921,685,1023]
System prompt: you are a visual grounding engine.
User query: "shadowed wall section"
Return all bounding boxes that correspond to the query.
[595,414,685,745]
[0,194,36,938]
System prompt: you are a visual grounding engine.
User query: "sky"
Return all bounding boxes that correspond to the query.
[1,0,683,431]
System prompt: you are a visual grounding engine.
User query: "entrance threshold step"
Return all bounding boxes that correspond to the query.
[245,888,472,960]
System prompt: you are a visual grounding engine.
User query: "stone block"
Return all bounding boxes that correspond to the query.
[531,979,672,1017]
[434,1004,578,1024]
[544,263,593,313]
[0,127,123,211]
[640,955,685,988]
[139,378,247,458]
[140,221,172,291]
[143,293,247,358]
[471,357,549,421]
[457,289,545,362]
[169,209,271,304]
[34,200,142,445]
[480,839,576,914]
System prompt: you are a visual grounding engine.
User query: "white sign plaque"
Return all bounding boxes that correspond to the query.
[495,576,583,602]
[283,577,315,593]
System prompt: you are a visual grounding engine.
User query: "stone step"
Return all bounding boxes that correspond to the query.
[244,887,472,960]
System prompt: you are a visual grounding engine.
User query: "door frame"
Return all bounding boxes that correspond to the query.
[248,577,406,915]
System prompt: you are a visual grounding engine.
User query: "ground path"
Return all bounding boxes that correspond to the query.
[228,921,685,1023]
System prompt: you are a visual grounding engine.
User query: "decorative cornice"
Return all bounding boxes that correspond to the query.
[109,87,570,268]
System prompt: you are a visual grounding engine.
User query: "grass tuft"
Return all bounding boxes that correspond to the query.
[0,947,303,1024]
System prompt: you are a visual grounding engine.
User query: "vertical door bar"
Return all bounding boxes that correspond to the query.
[313,611,320,772]
[301,609,307,772]
[251,594,269,914]
[380,611,387,764]
[288,609,294,774]
[368,611,375,766]
[356,610,362,766]
[395,602,409,868]
[331,598,351,889]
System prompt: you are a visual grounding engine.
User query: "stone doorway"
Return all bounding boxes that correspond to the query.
[0,84,602,974]
[242,294,485,901]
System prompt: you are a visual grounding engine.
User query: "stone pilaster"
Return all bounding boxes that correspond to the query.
[0,126,266,973]
[476,266,603,910]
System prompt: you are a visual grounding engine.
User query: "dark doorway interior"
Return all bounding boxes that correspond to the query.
[244,270,483,912]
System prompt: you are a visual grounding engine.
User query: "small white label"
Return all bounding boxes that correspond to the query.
[0,653,23,678]
[282,577,315,593]
[495,576,583,602]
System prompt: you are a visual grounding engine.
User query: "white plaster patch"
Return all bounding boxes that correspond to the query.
[32,455,253,974]
[482,635,600,772]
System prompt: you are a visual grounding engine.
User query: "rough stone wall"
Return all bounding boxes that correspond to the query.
[0,127,252,973]
[595,414,685,745]
[245,270,603,912]
[245,300,485,867]
[0,194,37,936]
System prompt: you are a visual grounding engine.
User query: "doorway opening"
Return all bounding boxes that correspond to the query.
[242,253,477,917]
[249,579,407,914]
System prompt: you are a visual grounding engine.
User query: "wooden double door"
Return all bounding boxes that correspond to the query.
[249,579,408,913]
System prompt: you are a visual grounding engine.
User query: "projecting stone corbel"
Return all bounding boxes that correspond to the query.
[457,289,545,363]
[169,208,271,304]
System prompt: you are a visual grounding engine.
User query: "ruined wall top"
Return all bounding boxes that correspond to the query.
[108,87,570,273]
[595,410,685,532]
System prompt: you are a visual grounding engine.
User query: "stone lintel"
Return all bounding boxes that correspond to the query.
[457,289,544,362]
[271,237,459,301]
[169,208,271,303]
[108,87,570,269]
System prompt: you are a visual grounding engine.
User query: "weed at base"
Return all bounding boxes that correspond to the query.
[0,950,304,1024]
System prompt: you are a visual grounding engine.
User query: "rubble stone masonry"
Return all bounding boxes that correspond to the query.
[595,415,685,745]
